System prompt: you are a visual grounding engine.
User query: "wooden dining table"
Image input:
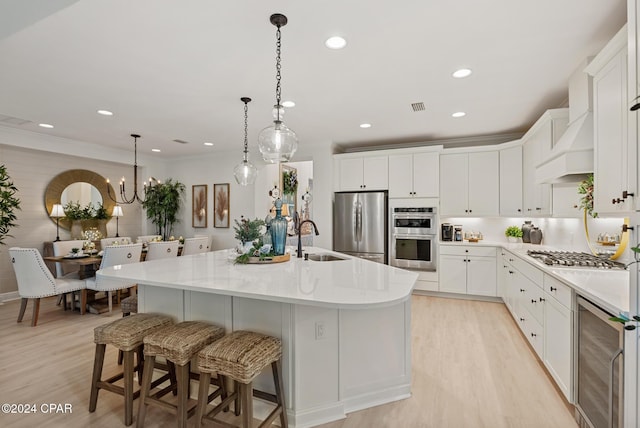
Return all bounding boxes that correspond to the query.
[43,254,103,279]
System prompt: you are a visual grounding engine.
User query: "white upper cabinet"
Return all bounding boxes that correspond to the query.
[585,27,635,214]
[499,144,523,216]
[521,109,569,216]
[440,150,499,216]
[388,152,439,198]
[336,155,388,192]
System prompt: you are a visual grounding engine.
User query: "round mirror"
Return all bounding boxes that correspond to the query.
[44,169,116,230]
[61,182,103,207]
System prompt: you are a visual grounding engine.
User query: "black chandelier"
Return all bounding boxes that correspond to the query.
[106,134,160,204]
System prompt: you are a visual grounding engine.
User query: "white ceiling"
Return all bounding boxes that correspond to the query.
[0,0,627,159]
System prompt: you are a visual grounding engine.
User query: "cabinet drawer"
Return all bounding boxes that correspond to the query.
[512,256,544,286]
[525,317,544,358]
[544,275,573,309]
[440,245,496,257]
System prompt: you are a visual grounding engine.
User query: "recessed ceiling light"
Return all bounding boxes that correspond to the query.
[360,123,372,128]
[282,100,296,108]
[452,68,472,78]
[97,109,113,116]
[452,112,466,118]
[203,142,214,146]
[151,148,161,152]
[325,36,347,50]
[39,123,54,128]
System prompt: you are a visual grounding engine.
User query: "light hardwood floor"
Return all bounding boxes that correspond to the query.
[0,295,577,427]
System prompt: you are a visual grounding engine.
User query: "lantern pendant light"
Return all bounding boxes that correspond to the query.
[234,97,258,185]
[258,13,298,163]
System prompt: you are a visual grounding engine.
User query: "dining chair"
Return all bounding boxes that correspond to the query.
[9,247,87,326]
[52,239,87,309]
[136,235,161,244]
[85,243,143,313]
[181,236,209,256]
[145,240,180,261]
[100,237,132,248]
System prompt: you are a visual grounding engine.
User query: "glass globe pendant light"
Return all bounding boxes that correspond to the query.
[258,13,298,163]
[234,97,258,186]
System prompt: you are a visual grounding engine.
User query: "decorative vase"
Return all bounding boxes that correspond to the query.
[521,221,533,243]
[270,199,287,256]
[507,236,519,243]
[530,227,543,245]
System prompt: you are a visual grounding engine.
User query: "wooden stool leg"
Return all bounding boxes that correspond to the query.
[136,355,156,428]
[123,349,135,426]
[194,371,212,428]
[241,382,253,428]
[17,298,28,323]
[80,290,87,315]
[272,360,288,428]
[31,298,41,327]
[136,346,144,385]
[176,363,190,428]
[168,361,178,396]
[89,343,106,412]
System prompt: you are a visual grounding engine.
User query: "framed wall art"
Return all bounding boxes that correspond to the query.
[279,163,297,216]
[192,184,207,228]
[213,183,230,228]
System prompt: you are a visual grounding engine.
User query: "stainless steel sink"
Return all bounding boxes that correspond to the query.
[307,253,347,262]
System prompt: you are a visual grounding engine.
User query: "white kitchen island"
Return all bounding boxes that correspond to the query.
[97,248,418,428]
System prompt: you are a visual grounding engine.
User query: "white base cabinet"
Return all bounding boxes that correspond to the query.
[439,246,497,296]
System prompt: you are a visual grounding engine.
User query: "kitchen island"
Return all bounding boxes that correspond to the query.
[97,248,418,428]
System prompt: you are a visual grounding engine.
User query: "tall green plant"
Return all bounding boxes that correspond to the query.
[0,165,21,245]
[142,178,185,240]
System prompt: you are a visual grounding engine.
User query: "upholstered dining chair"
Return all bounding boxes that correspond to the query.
[145,240,180,261]
[85,243,143,313]
[9,247,87,326]
[136,235,161,244]
[100,237,131,248]
[51,239,87,309]
[180,236,209,256]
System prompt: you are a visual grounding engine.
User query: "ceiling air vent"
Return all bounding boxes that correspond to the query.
[172,139,189,144]
[0,114,31,125]
[411,102,425,112]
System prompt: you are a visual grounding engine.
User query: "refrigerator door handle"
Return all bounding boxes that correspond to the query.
[356,201,363,242]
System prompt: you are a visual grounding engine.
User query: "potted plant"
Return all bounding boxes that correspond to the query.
[505,225,523,243]
[577,174,597,218]
[142,179,186,241]
[63,201,111,239]
[0,165,21,246]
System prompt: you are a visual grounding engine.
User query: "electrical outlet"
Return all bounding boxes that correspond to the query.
[315,321,325,340]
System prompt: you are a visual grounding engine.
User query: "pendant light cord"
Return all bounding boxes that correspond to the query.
[275,25,282,117]
[243,100,249,161]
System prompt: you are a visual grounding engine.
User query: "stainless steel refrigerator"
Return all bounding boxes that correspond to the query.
[333,191,387,264]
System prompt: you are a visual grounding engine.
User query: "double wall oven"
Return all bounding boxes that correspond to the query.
[390,207,436,271]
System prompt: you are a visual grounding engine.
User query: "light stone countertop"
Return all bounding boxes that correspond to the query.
[440,240,630,314]
[97,247,419,310]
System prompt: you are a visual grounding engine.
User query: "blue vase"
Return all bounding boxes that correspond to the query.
[270,200,287,255]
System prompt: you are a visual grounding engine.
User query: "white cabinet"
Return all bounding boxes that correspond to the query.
[439,246,497,296]
[585,27,635,215]
[388,152,439,198]
[521,109,569,216]
[440,151,499,217]
[551,183,581,218]
[337,156,388,192]
[499,144,523,216]
[542,275,573,402]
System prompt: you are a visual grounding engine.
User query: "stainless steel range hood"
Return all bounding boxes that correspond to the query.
[536,60,593,184]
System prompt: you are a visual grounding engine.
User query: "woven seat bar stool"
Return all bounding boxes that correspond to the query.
[90,313,174,426]
[117,295,139,365]
[195,330,287,428]
[137,321,226,428]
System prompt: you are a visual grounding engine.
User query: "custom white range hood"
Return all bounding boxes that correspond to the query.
[536,60,594,184]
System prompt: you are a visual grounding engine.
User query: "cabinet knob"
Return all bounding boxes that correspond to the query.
[527,208,532,212]
[535,207,541,211]
[531,333,537,338]
[520,289,525,293]
[622,224,634,233]
[519,317,525,322]
[550,286,557,292]
[623,191,634,199]
[531,299,537,304]
[612,198,623,204]
[508,270,514,274]
[517,209,522,212]
[469,209,473,213]
[539,297,545,302]
[465,209,468,213]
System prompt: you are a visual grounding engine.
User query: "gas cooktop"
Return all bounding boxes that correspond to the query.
[527,250,626,270]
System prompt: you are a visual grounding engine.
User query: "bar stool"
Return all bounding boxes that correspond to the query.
[89,313,174,426]
[136,321,226,428]
[195,330,287,428]
[117,295,138,365]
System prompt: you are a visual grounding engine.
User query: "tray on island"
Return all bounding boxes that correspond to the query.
[245,253,291,264]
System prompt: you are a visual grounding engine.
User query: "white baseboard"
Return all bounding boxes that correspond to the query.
[1,291,20,303]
